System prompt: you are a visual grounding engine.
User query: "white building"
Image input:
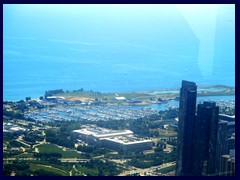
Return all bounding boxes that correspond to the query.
[72,126,152,153]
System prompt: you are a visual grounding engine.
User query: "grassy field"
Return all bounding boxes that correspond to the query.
[13,153,34,158]
[38,144,84,158]
[56,85,234,103]
[30,163,68,176]
[58,90,174,101]
[158,164,176,174]
[76,165,99,176]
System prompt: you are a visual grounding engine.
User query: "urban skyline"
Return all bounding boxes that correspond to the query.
[176,80,235,176]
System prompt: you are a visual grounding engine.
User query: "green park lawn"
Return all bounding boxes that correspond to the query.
[38,143,84,158]
[30,163,68,176]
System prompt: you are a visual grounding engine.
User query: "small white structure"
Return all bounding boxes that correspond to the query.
[115,97,126,100]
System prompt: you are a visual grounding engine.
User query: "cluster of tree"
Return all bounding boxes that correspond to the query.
[159,108,179,119]
[158,97,163,102]
[89,90,103,97]
[77,145,96,153]
[127,150,176,168]
[105,148,177,169]
[59,122,82,137]
[104,152,134,160]
[15,101,29,112]
[128,158,158,168]
[25,97,31,101]
[47,121,82,137]
[44,89,64,98]
[3,101,14,105]
[31,154,63,167]
[156,140,166,147]
[72,88,84,92]
[3,109,35,122]
[155,146,164,153]
[3,161,30,176]
[3,132,18,141]
[34,152,62,158]
[34,169,62,176]
[3,150,22,158]
[23,133,44,143]
[77,145,109,156]
[27,100,44,109]
[166,139,177,146]
[4,100,44,123]
[7,140,28,148]
[45,129,74,148]
[126,173,141,176]
[129,115,162,137]
[3,158,75,176]
[3,109,25,119]
[80,159,123,176]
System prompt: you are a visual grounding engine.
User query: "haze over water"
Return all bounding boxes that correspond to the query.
[3,4,235,101]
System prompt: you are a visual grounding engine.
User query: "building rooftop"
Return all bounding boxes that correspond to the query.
[182,80,196,88]
[219,114,235,118]
[103,135,152,145]
[73,127,133,138]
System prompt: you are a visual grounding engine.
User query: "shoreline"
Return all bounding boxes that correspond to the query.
[3,85,235,103]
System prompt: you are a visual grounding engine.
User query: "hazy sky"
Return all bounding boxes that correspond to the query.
[4,4,234,39]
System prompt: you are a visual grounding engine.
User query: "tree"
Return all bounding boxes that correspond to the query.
[39,96,44,100]
[158,98,163,102]
[34,169,61,176]
[26,97,31,101]
[155,146,163,153]
[98,169,104,176]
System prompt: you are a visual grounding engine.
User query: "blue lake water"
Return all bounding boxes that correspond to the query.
[145,95,235,111]
[3,5,235,101]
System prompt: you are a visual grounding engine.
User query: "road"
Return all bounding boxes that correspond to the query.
[4,158,37,161]
[117,161,175,176]
[31,164,68,175]
[59,158,90,163]
[16,136,31,147]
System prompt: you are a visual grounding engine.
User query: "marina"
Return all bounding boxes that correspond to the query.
[24,95,235,122]
[24,104,159,122]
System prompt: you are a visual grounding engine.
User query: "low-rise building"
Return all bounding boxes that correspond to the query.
[72,126,153,153]
[3,123,26,135]
[219,114,235,122]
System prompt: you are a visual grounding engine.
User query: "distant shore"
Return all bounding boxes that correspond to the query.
[3,85,235,104]
[51,85,235,105]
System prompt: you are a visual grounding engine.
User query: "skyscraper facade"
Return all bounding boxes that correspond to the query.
[175,80,197,176]
[216,120,229,175]
[176,80,226,176]
[194,102,219,176]
[219,154,235,176]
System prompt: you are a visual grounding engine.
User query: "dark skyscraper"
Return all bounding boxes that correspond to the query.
[219,154,235,176]
[176,81,223,176]
[194,102,219,176]
[176,80,197,176]
[216,120,229,175]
